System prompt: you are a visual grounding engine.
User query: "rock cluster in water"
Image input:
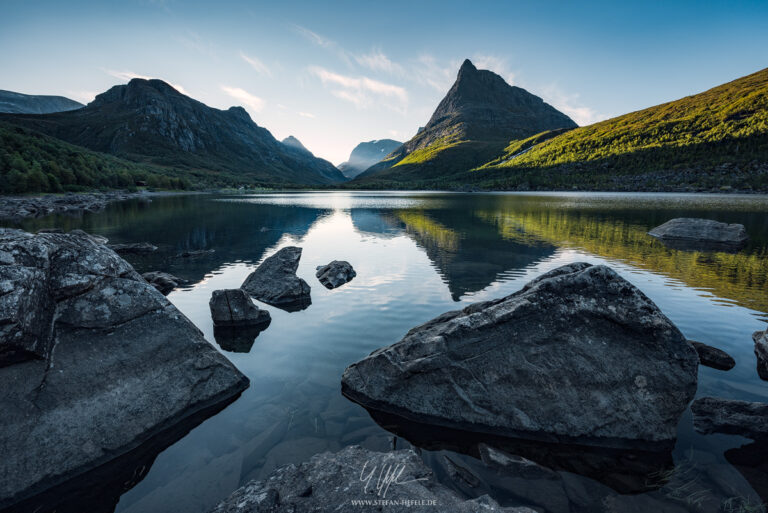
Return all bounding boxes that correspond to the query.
[648,217,749,251]
[315,260,356,289]
[210,445,535,513]
[241,246,311,311]
[0,228,248,509]
[342,262,699,448]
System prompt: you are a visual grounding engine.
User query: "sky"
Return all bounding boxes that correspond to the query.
[1,0,767,165]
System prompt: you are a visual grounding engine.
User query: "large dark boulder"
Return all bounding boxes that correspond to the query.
[648,218,748,251]
[754,330,768,380]
[315,260,356,289]
[210,445,534,513]
[209,289,271,327]
[241,246,311,311]
[0,229,248,509]
[342,263,698,449]
[692,397,768,439]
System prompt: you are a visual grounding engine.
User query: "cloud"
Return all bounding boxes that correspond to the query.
[298,111,315,118]
[102,69,189,95]
[539,84,605,126]
[67,90,99,104]
[355,49,404,75]
[471,54,516,85]
[410,55,458,93]
[291,24,352,65]
[221,85,265,112]
[309,66,408,111]
[240,52,272,77]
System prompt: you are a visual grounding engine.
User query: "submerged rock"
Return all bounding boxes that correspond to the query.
[688,340,736,371]
[0,228,249,509]
[209,289,271,327]
[754,330,768,380]
[691,397,768,439]
[315,260,356,289]
[241,246,311,311]
[342,263,698,449]
[142,271,184,295]
[108,241,158,254]
[210,445,534,513]
[648,218,748,251]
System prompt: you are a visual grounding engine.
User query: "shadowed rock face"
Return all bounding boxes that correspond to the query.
[241,246,311,311]
[692,397,768,439]
[342,262,698,449]
[210,445,535,513]
[648,218,749,251]
[0,229,249,509]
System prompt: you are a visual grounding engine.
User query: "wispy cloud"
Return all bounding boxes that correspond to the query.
[309,66,407,111]
[291,24,352,64]
[240,52,272,77]
[410,55,458,93]
[221,85,265,112]
[539,84,605,126]
[355,49,404,75]
[102,68,189,95]
[298,111,315,118]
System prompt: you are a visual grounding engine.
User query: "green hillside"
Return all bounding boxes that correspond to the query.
[0,122,192,193]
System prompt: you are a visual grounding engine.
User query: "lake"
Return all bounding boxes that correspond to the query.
[10,191,768,513]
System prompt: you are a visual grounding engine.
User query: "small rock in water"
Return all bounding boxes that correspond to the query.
[209,289,271,327]
[647,218,748,251]
[754,330,768,381]
[315,260,356,289]
[688,340,736,371]
[241,246,311,311]
[108,241,158,254]
[178,249,215,258]
[691,397,768,439]
[210,445,534,513]
[142,271,184,296]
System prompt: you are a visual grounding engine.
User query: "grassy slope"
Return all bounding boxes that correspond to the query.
[355,67,768,191]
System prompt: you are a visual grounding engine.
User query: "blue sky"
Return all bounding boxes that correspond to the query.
[2,0,767,164]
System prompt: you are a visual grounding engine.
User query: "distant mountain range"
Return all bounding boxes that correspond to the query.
[0,79,345,188]
[0,90,83,114]
[338,139,402,178]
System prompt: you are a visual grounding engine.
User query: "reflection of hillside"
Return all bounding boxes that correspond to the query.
[388,209,555,300]
[479,208,768,313]
[18,195,329,286]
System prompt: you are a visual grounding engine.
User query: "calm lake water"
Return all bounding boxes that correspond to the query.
[9,191,768,513]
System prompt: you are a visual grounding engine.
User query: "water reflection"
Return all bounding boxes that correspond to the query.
[213,320,272,353]
[2,192,768,513]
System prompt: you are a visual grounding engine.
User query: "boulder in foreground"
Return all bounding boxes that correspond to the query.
[692,397,768,439]
[241,246,311,311]
[209,289,271,327]
[648,218,748,251]
[315,260,356,289]
[342,263,698,449]
[210,445,534,513]
[754,330,768,380]
[0,229,248,509]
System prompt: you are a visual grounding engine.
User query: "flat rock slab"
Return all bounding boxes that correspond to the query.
[342,263,698,449]
[754,330,768,380]
[692,397,768,439]
[689,340,736,371]
[648,218,748,251]
[209,289,271,327]
[0,228,249,509]
[108,242,158,254]
[241,246,311,311]
[315,260,356,289]
[210,445,534,513]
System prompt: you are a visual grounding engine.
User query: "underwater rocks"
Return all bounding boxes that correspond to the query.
[688,340,736,371]
[691,397,768,439]
[315,260,356,289]
[241,246,311,311]
[754,330,768,380]
[0,191,140,221]
[0,228,248,509]
[209,289,271,327]
[210,445,535,513]
[342,262,698,449]
[648,218,748,251]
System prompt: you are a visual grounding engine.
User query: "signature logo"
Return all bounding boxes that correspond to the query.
[359,458,429,498]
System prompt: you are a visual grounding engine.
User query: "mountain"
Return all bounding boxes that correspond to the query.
[355,59,576,184]
[281,135,312,155]
[0,79,346,186]
[458,67,768,191]
[0,90,83,114]
[338,139,402,178]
